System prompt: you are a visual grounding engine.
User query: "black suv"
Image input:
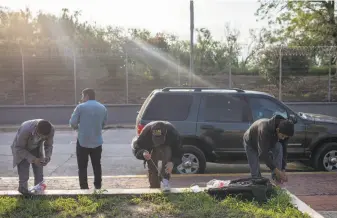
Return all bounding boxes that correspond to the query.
[135,87,337,174]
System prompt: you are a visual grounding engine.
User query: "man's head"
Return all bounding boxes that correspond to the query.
[81,88,95,103]
[276,119,294,140]
[36,120,52,138]
[151,122,168,147]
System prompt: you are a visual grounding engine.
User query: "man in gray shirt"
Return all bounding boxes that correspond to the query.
[11,119,55,195]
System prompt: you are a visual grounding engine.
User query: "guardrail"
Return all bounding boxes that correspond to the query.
[1,102,337,125]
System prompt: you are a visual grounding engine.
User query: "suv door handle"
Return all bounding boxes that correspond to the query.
[201,125,214,130]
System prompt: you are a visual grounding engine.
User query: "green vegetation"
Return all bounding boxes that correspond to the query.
[0,188,309,218]
[1,2,337,80]
[1,3,337,103]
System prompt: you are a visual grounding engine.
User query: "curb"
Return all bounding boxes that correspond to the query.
[283,188,324,218]
[1,171,335,180]
[0,187,200,196]
[0,124,134,132]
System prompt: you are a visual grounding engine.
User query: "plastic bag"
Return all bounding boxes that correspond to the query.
[29,181,47,194]
[206,179,231,189]
[190,185,202,193]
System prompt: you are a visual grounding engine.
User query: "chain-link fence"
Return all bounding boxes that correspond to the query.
[0,44,336,105]
[279,46,337,102]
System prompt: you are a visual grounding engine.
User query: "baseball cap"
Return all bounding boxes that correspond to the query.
[151,122,168,146]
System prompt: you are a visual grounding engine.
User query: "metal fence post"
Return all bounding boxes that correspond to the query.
[228,44,233,89]
[125,52,129,104]
[328,55,332,102]
[19,46,26,105]
[278,46,282,101]
[178,56,181,86]
[229,61,232,89]
[73,49,77,105]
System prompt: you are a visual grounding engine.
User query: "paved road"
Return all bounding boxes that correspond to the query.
[0,129,310,177]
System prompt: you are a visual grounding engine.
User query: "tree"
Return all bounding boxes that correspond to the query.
[193,25,241,75]
[0,6,246,78]
[256,46,310,84]
[0,7,35,43]
[256,0,337,46]
[223,23,241,72]
[254,1,334,79]
[241,28,269,68]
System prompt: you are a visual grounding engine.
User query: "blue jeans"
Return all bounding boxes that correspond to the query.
[244,141,283,178]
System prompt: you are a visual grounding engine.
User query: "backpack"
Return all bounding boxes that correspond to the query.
[206,177,275,203]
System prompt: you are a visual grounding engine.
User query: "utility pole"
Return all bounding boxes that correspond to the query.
[189,0,194,86]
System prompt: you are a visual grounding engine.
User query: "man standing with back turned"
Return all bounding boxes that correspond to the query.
[243,115,295,184]
[70,88,108,189]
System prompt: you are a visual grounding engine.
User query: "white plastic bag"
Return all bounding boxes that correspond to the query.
[29,181,47,194]
[206,179,231,188]
[190,185,202,193]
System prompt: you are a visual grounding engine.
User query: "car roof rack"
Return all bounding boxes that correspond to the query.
[161,87,245,92]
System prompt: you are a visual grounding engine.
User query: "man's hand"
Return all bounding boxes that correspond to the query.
[274,168,287,182]
[41,157,51,166]
[165,162,174,174]
[33,158,42,166]
[282,170,288,182]
[143,151,151,160]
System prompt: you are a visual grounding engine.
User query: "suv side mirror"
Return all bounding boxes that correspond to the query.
[289,114,298,124]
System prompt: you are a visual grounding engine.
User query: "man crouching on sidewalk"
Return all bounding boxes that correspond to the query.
[131,121,183,191]
[11,119,54,195]
[243,115,294,185]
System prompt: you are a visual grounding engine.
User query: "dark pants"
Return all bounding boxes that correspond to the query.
[76,140,102,189]
[17,147,43,191]
[147,145,172,188]
[244,141,283,179]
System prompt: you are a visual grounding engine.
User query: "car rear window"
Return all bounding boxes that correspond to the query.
[142,93,193,121]
[137,91,156,118]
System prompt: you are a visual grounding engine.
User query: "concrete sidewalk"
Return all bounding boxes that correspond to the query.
[0,124,134,132]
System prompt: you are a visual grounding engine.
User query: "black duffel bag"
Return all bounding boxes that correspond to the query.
[206,177,275,203]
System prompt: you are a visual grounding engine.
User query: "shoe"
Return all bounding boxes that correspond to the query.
[94,181,102,190]
[18,187,32,196]
[161,179,171,192]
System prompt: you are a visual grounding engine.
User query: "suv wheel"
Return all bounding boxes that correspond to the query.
[313,142,337,172]
[174,145,206,174]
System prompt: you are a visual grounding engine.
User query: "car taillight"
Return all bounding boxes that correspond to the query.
[137,124,145,135]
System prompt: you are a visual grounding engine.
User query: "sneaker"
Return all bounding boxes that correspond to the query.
[161,179,171,192]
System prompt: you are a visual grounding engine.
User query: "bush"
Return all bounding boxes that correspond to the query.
[308,66,336,75]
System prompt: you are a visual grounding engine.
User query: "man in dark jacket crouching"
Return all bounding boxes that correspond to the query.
[131,121,183,191]
[243,115,295,184]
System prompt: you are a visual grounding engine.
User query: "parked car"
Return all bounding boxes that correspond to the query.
[134,87,337,174]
